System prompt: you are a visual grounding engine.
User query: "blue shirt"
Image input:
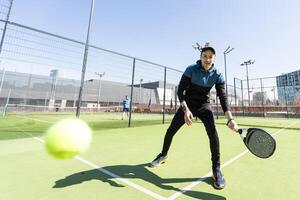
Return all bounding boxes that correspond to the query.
[123,98,130,108]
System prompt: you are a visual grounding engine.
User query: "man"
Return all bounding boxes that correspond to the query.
[149,45,239,190]
[122,96,130,120]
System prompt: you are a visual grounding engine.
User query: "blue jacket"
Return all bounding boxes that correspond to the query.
[177,60,229,112]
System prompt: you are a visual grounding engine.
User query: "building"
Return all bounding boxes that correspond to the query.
[0,70,177,111]
[276,70,300,104]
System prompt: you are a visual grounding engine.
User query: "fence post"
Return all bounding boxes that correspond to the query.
[260,78,265,117]
[162,67,166,124]
[234,78,237,114]
[284,85,289,118]
[3,88,11,117]
[0,68,5,99]
[75,0,94,118]
[241,80,245,116]
[128,58,136,127]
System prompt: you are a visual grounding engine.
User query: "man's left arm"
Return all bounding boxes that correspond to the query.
[215,81,239,132]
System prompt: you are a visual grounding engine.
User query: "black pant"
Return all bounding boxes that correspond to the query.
[161,104,220,169]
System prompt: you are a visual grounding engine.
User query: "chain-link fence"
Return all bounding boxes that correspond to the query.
[0,2,184,125]
[220,76,300,118]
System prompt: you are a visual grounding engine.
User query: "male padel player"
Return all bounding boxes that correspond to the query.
[149,44,239,189]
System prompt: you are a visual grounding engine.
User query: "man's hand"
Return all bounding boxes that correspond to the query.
[184,110,193,126]
[224,111,239,132]
[227,119,239,132]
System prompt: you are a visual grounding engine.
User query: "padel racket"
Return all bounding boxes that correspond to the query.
[237,128,276,158]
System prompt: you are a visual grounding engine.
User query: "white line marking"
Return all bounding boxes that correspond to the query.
[167,121,298,200]
[15,125,166,200]
[76,157,166,200]
[17,115,52,123]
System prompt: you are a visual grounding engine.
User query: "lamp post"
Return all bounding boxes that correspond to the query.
[241,60,255,106]
[139,78,143,105]
[271,86,276,105]
[95,72,105,112]
[223,46,234,98]
[72,79,77,108]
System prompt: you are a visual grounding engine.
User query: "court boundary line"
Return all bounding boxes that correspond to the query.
[167,121,299,200]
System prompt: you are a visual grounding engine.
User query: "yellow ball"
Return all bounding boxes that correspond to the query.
[45,119,92,159]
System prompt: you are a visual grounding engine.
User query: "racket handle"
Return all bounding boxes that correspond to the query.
[237,128,243,134]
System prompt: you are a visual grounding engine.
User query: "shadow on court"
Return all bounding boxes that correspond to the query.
[54,163,226,200]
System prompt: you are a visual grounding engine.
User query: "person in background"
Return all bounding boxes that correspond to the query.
[122,95,130,120]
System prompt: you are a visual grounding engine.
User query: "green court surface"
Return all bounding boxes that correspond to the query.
[1,113,299,200]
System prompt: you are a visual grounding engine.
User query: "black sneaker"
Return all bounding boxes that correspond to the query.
[212,168,226,189]
[149,153,167,167]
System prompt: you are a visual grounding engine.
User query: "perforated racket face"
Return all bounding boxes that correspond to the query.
[245,129,276,158]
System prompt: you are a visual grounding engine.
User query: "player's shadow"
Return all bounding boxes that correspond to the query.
[54,163,225,200]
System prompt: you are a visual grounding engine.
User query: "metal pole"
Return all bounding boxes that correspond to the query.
[223,46,234,98]
[128,58,135,127]
[224,53,228,97]
[3,88,11,117]
[25,73,32,105]
[273,86,276,105]
[95,72,105,112]
[260,78,265,117]
[241,60,254,107]
[139,78,143,105]
[73,81,77,108]
[76,0,95,118]
[53,76,58,102]
[162,67,166,124]
[0,0,14,55]
[284,84,289,118]
[241,80,245,116]
[44,92,49,107]
[97,77,101,111]
[234,78,237,113]
[0,68,5,98]
[292,73,296,103]
[246,64,250,106]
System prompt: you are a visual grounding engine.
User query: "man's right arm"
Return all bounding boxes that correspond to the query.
[177,73,193,125]
[177,74,190,104]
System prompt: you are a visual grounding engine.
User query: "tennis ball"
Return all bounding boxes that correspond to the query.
[45,119,92,159]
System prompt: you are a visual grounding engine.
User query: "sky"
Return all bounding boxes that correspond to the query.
[3,0,300,86]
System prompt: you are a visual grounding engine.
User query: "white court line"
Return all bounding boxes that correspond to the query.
[167,121,299,200]
[15,119,166,200]
[17,115,52,123]
[75,157,166,200]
